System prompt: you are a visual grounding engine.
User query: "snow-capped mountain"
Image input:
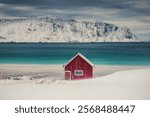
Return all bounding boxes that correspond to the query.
[0,16,140,42]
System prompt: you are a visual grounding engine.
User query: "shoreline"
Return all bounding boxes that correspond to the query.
[1,63,150,66]
[0,42,148,43]
[0,64,150,80]
[0,63,150,66]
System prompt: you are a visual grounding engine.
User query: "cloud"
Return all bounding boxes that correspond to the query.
[0,0,150,41]
[0,0,150,17]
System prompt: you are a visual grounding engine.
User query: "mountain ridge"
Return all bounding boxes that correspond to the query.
[0,16,140,42]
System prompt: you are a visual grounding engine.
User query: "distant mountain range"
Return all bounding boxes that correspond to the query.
[0,16,140,42]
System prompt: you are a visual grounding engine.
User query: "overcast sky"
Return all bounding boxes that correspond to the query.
[0,0,149,41]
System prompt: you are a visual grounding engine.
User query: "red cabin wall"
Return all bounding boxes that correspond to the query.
[65,55,93,80]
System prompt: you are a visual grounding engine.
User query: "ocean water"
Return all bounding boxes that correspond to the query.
[0,42,150,65]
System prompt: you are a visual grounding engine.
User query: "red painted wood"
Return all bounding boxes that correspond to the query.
[64,55,93,80]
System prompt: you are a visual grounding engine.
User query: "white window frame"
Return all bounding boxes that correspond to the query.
[74,70,83,76]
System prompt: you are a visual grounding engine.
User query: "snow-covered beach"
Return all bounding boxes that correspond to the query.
[0,64,150,100]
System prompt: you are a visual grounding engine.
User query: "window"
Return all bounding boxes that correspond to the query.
[74,70,83,76]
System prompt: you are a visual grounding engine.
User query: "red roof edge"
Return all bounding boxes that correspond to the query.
[63,52,95,67]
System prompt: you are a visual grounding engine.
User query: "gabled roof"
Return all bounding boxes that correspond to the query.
[63,52,94,67]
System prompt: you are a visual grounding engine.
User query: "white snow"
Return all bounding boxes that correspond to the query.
[0,68,150,99]
[0,16,140,42]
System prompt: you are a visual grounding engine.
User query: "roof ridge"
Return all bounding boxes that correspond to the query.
[63,52,94,67]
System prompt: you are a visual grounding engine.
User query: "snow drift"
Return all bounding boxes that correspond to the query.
[0,68,150,99]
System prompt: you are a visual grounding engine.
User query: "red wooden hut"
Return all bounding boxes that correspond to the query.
[63,52,94,80]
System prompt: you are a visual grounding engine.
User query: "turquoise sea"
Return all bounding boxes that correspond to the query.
[0,42,150,65]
